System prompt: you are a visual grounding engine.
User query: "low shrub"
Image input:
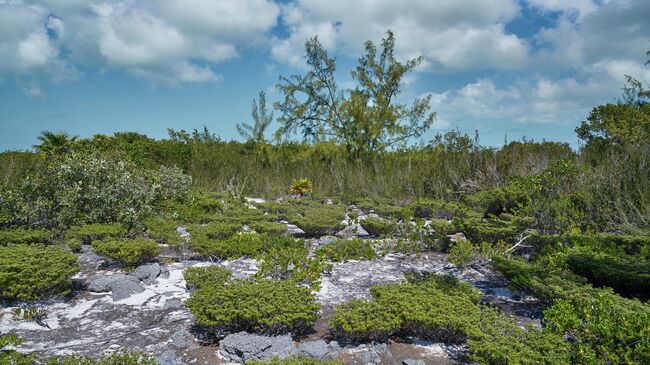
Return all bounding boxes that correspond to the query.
[45,350,156,365]
[292,205,345,237]
[183,265,232,290]
[190,233,263,259]
[1,334,33,365]
[492,256,650,364]
[0,227,55,245]
[290,178,313,196]
[248,356,343,365]
[145,217,182,246]
[222,206,279,225]
[163,191,223,223]
[405,198,473,220]
[249,221,288,235]
[454,217,523,244]
[92,237,161,268]
[66,223,126,244]
[257,243,326,289]
[566,252,650,300]
[316,238,378,262]
[0,244,79,300]
[360,217,397,237]
[427,219,456,236]
[188,222,242,241]
[186,278,320,335]
[66,238,83,252]
[449,239,509,268]
[330,274,482,342]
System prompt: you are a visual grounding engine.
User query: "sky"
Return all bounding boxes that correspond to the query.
[1,0,649,151]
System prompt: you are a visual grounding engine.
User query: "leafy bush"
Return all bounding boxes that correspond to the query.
[145,217,182,246]
[449,239,509,268]
[164,191,223,223]
[92,238,161,268]
[0,244,79,300]
[405,198,473,220]
[45,350,156,365]
[249,221,288,235]
[248,356,343,365]
[454,217,523,244]
[256,240,326,289]
[493,256,650,364]
[292,205,345,237]
[290,178,313,196]
[1,334,33,365]
[360,217,397,237]
[316,238,378,262]
[0,152,191,228]
[183,265,232,290]
[186,278,320,335]
[566,252,650,300]
[330,274,482,342]
[66,223,126,244]
[190,232,263,259]
[0,227,55,245]
[188,222,242,241]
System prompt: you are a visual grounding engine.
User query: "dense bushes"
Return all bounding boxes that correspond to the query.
[0,152,191,228]
[0,227,54,245]
[360,217,396,237]
[92,238,161,268]
[249,221,288,235]
[66,223,126,244]
[0,244,79,300]
[316,238,378,262]
[144,218,182,246]
[183,265,232,290]
[292,205,345,237]
[186,277,320,335]
[45,350,156,364]
[190,232,263,259]
[492,256,650,364]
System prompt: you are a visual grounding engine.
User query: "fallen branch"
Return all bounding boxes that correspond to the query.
[505,234,532,253]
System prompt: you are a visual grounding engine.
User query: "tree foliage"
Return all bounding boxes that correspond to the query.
[237,90,273,143]
[275,31,435,158]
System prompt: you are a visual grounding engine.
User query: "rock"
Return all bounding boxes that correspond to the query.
[358,343,391,364]
[403,359,426,365]
[447,232,467,243]
[219,332,297,363]
[317,235,339,246]
[155,349,178,365]
[325,198,333,205]
[297,340,336,359]
[133,263,161,285]
[285,224,305,236]
[335,224,369,238]
[171,329,194,349]
[87,273,145,301]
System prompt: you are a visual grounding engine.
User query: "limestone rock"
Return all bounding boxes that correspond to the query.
[218,332,297,363]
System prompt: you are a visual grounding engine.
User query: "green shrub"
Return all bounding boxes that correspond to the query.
[248,356,343,365]
[292,205,345,237]
[222,206,279,225]
[249,221,288,235]
[493,256,650,364]
[566,252,650,300]
[190,232,263,259]
[330,274,482,342]
[92,238,161,268]
[360,217,397,237]
[45,350,156,365]
[145,217,182,246]
[454,217,523,244]
[66,223,126,244]
[67,238,83,252]
[257,242,325,289]
[1,334,33,365]
[290,178,313,196]
[0,227,55,245]
[188,222,242,241]
[465,186,531,217]
[316,238,378,262]
[427,219,456,236]
[186,278,320,335]
[449,239,509,268]
[183,265,232,290]
[164,191,223,223]
[405,198,473,220]
[0,244,79,300]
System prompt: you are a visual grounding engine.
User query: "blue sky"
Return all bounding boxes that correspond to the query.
[1,0,649,151]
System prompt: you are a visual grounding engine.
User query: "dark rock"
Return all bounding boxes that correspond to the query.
[133,263,161,285]
[171,329,194,349]
[218,332,297,362]
[155,349,178,365]
[317,236,339,246]
[335,224,369,238]
[297,340,336,358]
[87,273,145,301]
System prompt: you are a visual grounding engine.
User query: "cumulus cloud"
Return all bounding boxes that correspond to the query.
[271,0,528,71]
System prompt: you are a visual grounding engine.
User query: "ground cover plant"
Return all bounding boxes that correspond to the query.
[0,244,79,300]
[92,237,162,269]
[316,238,379,262]
[186,277,320,335]
[0,227,55,245]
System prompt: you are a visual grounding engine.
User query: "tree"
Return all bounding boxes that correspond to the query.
[275,31,436,158]
[237,90,273,143]
[33,130,77,155]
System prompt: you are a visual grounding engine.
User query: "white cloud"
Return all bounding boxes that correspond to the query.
[272,0,528,71]
[18,32,56,68]
[21,81,45,98]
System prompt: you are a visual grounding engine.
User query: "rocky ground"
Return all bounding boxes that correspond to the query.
[0,202,544,365]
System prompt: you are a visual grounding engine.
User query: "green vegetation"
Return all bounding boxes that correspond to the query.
[0,227,55,245]
[359,216,397,237]
[144,218,182,246]
[249,221,288,235]
[290,178,313,197]
[0,244,79,300]
[92,238,162,269]
[183,265,232,290]
[66,223,127,244]
[45,350,156,365]
[186,277,320,335]
[316,238,379,262]
[292,204,345,237]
